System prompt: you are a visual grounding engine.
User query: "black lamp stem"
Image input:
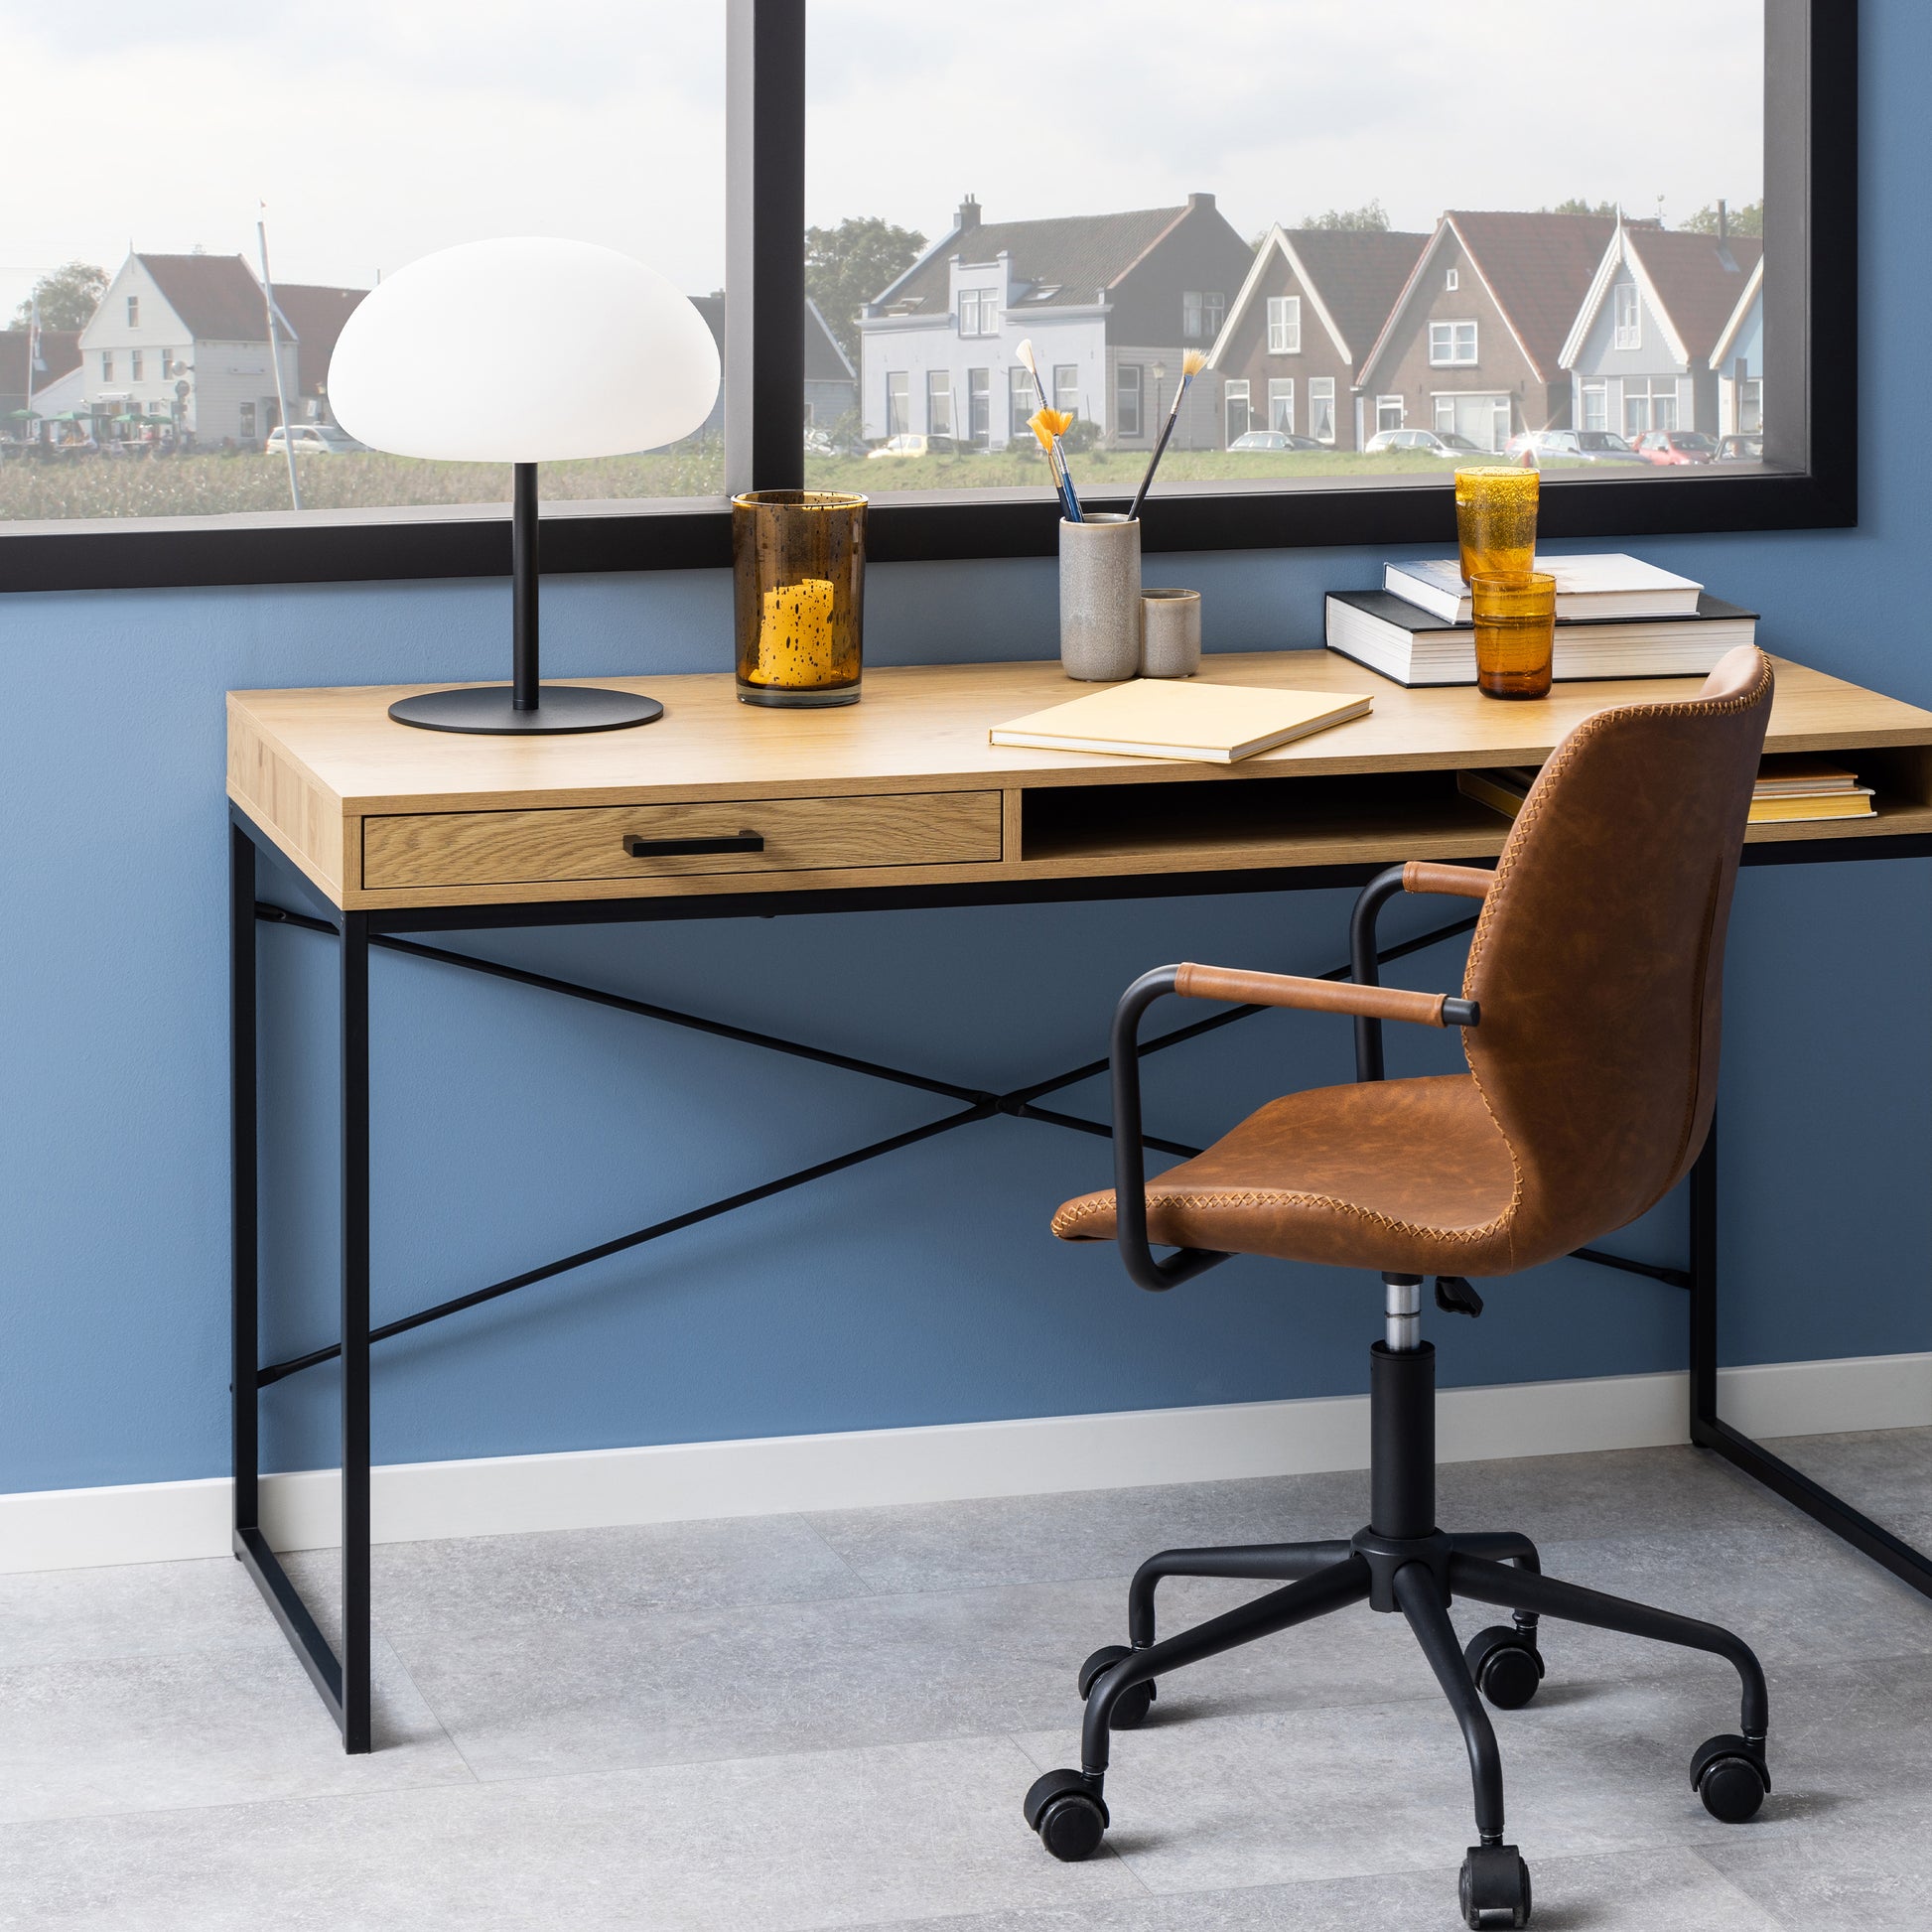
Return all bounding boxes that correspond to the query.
[512,462,540,712]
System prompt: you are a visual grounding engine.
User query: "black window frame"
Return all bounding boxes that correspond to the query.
[0,0,1853,594]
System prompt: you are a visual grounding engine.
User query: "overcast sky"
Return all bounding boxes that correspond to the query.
[4,1,1762,326]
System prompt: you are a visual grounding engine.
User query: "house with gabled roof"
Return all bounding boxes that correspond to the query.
[1,327,82,430]
[1352,210,1626,454]
[857,193,1253,450]
[1708,253,1764,438]
[1205,224,1429,450]
[78,252,368,446]
[1559,220,1763,442]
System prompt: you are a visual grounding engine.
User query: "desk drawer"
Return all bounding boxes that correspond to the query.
[361,790,1003,889]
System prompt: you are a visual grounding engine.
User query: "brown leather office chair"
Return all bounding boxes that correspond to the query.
[1023,647,1777,1929]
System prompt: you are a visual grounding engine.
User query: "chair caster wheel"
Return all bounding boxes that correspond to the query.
[1079,1645,1156,1728]
[1464,1625,1544,1711]
[1024,1768,1109,1862]
[1459,1843,1531,1928]
[1692,1734,1769,1822]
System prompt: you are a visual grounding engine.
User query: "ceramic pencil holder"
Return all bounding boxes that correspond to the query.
[1059,513,1141,681]
[1140,588,1201,677]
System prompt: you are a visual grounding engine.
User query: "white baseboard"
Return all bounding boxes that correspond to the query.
[4,1352,1926,1575]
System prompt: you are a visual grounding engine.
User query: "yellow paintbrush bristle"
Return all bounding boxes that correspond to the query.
[1181,348,1207,378]
[1029,406,1072,450]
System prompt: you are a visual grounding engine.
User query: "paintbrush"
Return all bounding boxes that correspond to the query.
[1017,339,1082,520]
[1126,347,1207,523]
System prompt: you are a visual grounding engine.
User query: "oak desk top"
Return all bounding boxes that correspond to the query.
[228,652,1932,913]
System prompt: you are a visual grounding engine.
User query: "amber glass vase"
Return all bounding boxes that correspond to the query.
[1470,572,1556,700]
[1455,467,1538,583]
[733,490,867,706]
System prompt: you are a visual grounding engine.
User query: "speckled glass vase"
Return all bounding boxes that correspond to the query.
[733,490,867,706]
[1059,513,1141,681]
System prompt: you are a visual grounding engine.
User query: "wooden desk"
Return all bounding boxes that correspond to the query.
[226,653,1932,1751]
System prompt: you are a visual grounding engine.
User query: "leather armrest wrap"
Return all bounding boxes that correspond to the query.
[1403,861,1494,899]
[1175,962,1456,1028]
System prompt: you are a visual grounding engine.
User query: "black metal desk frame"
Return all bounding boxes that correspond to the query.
[229,803,1932,1752]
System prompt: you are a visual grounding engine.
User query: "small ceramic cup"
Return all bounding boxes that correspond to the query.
[1059,513,1142,680]
[1140,588,1202,677]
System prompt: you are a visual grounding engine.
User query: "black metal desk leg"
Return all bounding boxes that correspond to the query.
[231,824,260,1545]
[340,911,373,1753]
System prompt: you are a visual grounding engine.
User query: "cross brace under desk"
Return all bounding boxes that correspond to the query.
[229,803,1932,1752]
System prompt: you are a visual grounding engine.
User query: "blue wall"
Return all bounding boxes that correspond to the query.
[5,9,1929,1492]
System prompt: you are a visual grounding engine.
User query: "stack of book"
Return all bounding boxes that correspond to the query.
[1459,755,1875,826]
[1325,553,1757,687]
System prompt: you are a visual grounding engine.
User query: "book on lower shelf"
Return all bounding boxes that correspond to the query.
[989,678,1373,763]
[1457,755,1876,826]
[1325,589,1756,687]
[1383,553,1705,624]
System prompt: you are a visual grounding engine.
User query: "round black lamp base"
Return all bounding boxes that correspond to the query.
[387,684,665,735]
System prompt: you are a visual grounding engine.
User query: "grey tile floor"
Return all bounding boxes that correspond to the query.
[3,1436,1930,1930]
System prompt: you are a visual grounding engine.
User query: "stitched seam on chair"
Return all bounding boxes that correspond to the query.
[1053,1188,1503,1247]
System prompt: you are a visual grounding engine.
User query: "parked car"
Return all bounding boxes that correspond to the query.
[867,433,959,459]
[1364,428,1489,459]
[1632,430,1719,467]
[1227,429,1324,453]
[265,424,364,456]
[1505,429,1649,467]
[1715,433,1765,463]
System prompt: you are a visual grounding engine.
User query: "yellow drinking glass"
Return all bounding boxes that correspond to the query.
[1455,466,1539,584]
[1469,571,1555,700]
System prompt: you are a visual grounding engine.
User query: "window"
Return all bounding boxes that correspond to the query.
[967,367,990,446]
[1446,268,1459,292]
[126,295,139,326]
[1268,378,1294,433]
[925,369,952,437]
[99,351,113,381]
[1308,377,1336,446]
[1181,291,1203,341]
[1266,296,1301,354]
[1009,364,1034,439]
[1624,378,1682,437]
[1435,392,1512,451]
[1115,363,1143,438]
[1052,364,1079,418]
[1581,381,1608,432]
[1430,320,1478,366]
[958,288,998,337]
[238,401,256,442]
[1738,378,1763,433]
[1376,395,1405,433]
[131,349,144,381]
[1202,291,1226,337]
[886,371,910,436]
[1223,378,1251,446]
[1613,281,1641,350]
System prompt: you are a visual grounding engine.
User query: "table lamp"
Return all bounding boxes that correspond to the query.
[328,237,720,734]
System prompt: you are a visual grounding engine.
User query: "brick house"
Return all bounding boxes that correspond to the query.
[1352,211,1626,453]
[0,326,82,428]
[1205,224,1429,450]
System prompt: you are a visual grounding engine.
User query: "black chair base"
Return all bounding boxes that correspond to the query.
[1024,1337,1771,1930]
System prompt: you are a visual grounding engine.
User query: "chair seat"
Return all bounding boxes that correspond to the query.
[1051,1073,1521,1277]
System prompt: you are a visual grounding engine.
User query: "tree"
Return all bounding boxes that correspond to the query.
[1544,199,1619,218]
[1680,199,1764,236]
[1297,200,1390,232]
[10,260,109,331]
[804,217,927,365]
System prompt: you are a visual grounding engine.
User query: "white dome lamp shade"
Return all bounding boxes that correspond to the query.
[330,238,720,734]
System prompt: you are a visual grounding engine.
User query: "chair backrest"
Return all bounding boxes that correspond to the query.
[1460,645,1774,1268]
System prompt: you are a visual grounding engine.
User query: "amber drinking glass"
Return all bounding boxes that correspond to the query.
[733,490,867,706]
[1470,572,1555,700]
[1455,466,1539,583]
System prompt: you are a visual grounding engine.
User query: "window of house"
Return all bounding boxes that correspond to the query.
[1430,320,1478,366]
[1613,281,1641,350]
[1623,378,1681,437]
[967,367,990,446]
[1052,364,1079,418]
[1202,291,1226,338]
[1446,268,1458,292]
[925,369,952,437]
[1181,291,1203,341]
[238,401,256,441]
[1582,381,1608,432]
[1376,395,1405,433]
[130,349,143,381]
[1268,378,1294,433]
[958,288,998,338]
[99,351,113,381]
[886,371,910,436]
[1436,391,1512,451]
[1267,296,1301,354]
[1009,364,1033,438]
[1115,363,1143,438]
[126,295,139,326]
[1223,378,1251,446]
[1308,377,1336,446]
[1738,378,1763,433]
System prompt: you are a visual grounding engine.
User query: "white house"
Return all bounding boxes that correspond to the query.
[857,194,1251,451]
[1710,256,1764,437]
[78,253,366,446]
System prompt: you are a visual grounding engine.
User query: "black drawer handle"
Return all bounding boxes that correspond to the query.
[622,831,764,858]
